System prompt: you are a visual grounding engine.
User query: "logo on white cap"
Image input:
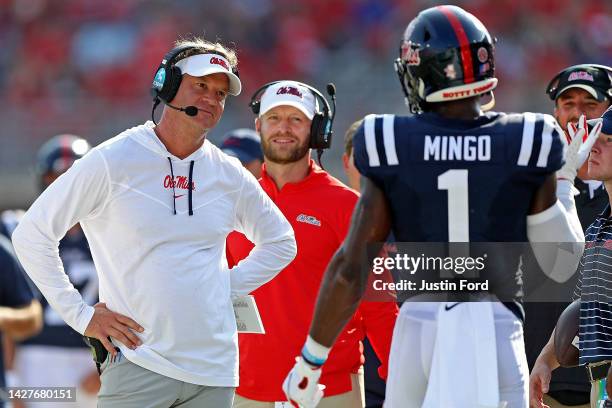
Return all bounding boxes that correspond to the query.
[277,86,303,98]
[259,81,316,119]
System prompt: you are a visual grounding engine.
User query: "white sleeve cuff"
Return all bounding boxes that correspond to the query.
[527,200,565,226]
[75,304,96,335]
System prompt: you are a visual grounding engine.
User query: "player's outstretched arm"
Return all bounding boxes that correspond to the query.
[527,174,585,283]
[282,178,391,407]
[310,177,391,347]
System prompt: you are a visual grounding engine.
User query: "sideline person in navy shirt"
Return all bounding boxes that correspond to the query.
[0,234,42,406]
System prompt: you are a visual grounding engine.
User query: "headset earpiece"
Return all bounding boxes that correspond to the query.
[309,112,331,149]
[162,64,184,103]
[249,81,282,115]
[249,99,261,115]
[151,45,197,104]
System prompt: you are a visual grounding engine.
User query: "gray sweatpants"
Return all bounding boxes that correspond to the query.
[97,352,235,408]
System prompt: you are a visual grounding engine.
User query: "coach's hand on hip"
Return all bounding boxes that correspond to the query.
[84,302,144,355]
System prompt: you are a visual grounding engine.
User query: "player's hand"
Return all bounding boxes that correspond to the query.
[557,114,603,181]
[282,356,325,408]
[529,361,552,408]
[84,302,144,356]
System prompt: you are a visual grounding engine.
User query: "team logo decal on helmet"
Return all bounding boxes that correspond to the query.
[444,64,457,80]
[477,47,489,63]
[400,42,421,66]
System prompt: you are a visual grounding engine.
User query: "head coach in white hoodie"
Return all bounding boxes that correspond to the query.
[11,37,297,408]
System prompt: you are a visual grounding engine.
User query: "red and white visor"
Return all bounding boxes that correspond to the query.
[175,54,241,96]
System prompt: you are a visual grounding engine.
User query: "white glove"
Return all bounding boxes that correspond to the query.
[282,356,325,408]
[557,114,603,181]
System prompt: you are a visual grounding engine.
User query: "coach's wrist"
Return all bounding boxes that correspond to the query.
[301,335,330,367]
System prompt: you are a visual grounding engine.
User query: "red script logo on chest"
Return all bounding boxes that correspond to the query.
[163,175,196,191]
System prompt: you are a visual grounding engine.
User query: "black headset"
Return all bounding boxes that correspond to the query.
[249,80,336,150]
[150,45,240,104]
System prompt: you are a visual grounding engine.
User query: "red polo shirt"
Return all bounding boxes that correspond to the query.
[226,161,397,402]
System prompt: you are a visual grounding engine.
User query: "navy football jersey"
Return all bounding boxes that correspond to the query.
[353,111,564,243]
[353,112,564,314]
[0,209,24,239]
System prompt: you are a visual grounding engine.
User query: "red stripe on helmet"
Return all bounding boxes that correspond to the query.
[437,6,475,84]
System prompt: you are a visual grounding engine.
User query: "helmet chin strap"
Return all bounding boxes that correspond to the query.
[481,91,496,112]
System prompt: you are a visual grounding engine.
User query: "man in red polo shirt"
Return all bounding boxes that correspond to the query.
[227,80,397,407]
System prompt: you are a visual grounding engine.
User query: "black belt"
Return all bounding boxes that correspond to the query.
[586,360,611,382]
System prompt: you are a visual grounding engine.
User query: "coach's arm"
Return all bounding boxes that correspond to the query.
[229,165,297,298]
[11,150,143,356]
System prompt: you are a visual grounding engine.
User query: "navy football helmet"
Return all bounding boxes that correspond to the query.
[395,5,498,113]
[37,134,90,188]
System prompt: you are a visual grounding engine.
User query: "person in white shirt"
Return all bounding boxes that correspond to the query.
[11,37,297,408]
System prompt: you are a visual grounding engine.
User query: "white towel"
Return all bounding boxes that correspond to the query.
[422,302,502,408]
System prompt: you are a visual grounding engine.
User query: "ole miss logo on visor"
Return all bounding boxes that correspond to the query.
[209,56,229,71]
[276,86,303,99]
[568,71,594,82]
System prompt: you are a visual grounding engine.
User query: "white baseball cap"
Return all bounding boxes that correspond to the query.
[259,81,317,119]
[175,53,241,96]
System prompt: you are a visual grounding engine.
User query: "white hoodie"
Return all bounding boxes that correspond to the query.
[12,121,297,386]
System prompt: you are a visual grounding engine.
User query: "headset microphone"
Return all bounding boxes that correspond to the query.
[165,102,199,117]
[326,83,336,126]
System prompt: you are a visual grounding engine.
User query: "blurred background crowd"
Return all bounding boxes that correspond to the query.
[0,0,610,208]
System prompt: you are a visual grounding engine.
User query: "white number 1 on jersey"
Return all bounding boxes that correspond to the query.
[438,169,469,242]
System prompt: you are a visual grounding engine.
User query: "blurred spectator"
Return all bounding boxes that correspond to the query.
[1,0,609,112]
[0,0,610,207]
[341,119,362,192]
